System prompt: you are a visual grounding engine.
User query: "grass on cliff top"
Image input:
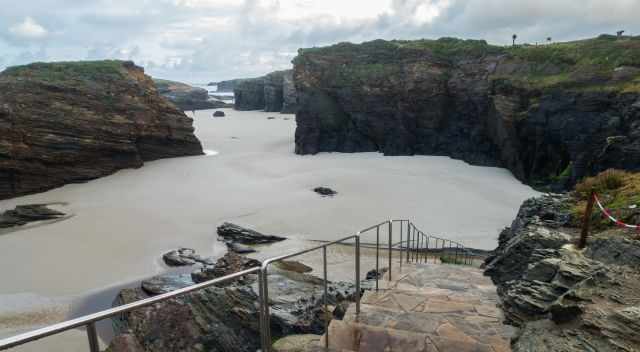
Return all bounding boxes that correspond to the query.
[0,60,130,85]
[296,35,640,92]
[572,170,640,230]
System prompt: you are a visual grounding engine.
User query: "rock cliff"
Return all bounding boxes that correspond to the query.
[484,187,640,350]
[234,70,298,113]
[293,36,640,188]
[0,60,203,199]
[153,79,230,111]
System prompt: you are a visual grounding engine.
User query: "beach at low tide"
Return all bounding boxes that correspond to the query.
[0,108,538,350]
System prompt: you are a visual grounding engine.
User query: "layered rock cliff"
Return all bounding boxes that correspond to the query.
[484,191,640,351]
[234,70,298,113]
[0,60,203,199]
[293,36,640,188]
[153,79,230,111]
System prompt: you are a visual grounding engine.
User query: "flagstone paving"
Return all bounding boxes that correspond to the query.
[317,263,514,352]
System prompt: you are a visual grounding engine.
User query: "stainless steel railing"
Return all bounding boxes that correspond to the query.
[0,219,473,352]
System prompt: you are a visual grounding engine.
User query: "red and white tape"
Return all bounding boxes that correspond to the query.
[593,193,639,230]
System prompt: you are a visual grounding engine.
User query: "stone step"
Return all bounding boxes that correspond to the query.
[321,319,507,352]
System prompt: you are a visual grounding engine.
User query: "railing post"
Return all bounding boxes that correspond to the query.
[399,221,403,271]
[355,234,361,315]
[425,236,429,264]
[86,322,99,352]
[323,246,329,349]
[388,220,392,282]
[375,226,380,291]
[258,268,268,352]
[261,268,271,351]
[406,222,411,263]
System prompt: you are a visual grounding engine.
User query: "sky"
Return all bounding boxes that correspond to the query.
[0,0,638,83]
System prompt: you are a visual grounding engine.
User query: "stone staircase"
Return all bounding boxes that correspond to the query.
[316,263,514,352]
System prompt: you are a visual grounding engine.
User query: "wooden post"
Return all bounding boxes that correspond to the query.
[578,190,596,249]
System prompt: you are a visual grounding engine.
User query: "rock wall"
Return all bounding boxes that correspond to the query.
[234,77,266,111]
[484,194,640,351]
[154,79,230,111]
[233,70,298,113]
[264,71,286,112]
[208,78,248,92]
[0,60,203,200]
[293,37,640,188]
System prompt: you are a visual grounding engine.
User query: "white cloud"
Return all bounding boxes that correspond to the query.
[0,0,639,81]
[9,17,48,40]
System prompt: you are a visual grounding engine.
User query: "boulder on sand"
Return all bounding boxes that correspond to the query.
[0,204,66,229]
[226,241,257,254]
[213,111,225,117]
[313,187,337,197]
[162,248,215,267]
[217,222,287,244]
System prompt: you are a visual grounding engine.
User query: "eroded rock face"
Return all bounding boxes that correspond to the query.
[293,38,640,189]
[217,222,287,244]
[234,77,266,111]
[154,79,230,111]
[485,194,640,351]
[110,254,357,352]
[0,204,65,229]
[0,60,203,200]
[233,70,298,113]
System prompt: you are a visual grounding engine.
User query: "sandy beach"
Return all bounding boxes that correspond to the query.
[0,108,538,350]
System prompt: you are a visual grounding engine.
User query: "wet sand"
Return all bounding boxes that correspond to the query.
[0,109,538,349]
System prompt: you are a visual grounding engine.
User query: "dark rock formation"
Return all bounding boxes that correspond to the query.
[0,204,66,229]
[109,254,358,352]
[234,77,266,111]
[485,193,640,351]
[313,187,337,197]
[225,241,257,254]
[213,111,226,117]
[365,267,389,280]
[162,248,215,267]
[153,79,231,111]
[264,71,286,112]
[282,70,299,114]
[293,37,640,189]
[209,79,249,92]
[191,252,261,284]
[217,222,287,244]
[0,60,203,200]
[233,70,298,113]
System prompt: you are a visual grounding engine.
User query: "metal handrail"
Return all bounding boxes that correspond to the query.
[0,267,261,351]
[0,219,472,352]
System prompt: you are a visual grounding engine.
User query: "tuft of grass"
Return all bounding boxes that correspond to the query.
[574,169,629,199]
[572,170,640,229]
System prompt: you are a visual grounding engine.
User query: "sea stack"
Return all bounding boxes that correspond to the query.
[0,60,204,200]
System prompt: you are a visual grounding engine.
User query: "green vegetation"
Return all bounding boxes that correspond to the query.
[296,35,640,93]
[572,170,640,229]
[0,60,130,86]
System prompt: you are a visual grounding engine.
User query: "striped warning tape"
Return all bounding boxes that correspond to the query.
[593,193,639,230]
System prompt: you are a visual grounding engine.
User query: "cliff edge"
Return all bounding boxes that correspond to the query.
[0,60,203,199]
[293,35,640,189]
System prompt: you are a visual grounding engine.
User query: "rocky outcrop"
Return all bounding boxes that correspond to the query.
[485,194,640,351]
[233,70,298,113]
[282,70,299,114]
[0,204,66,229]
[293,36,640,189]
[109,253,357,352]
[0,60,203,200]
[154,79,231,111]
[217,222,287,244]
[209,79,249,92]
[234,77,266,111]
[162,248,215,267]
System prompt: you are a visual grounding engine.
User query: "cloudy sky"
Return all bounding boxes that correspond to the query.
[0,0,638,82]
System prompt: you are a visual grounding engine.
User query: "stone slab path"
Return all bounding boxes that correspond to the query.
[317,263,514,352]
